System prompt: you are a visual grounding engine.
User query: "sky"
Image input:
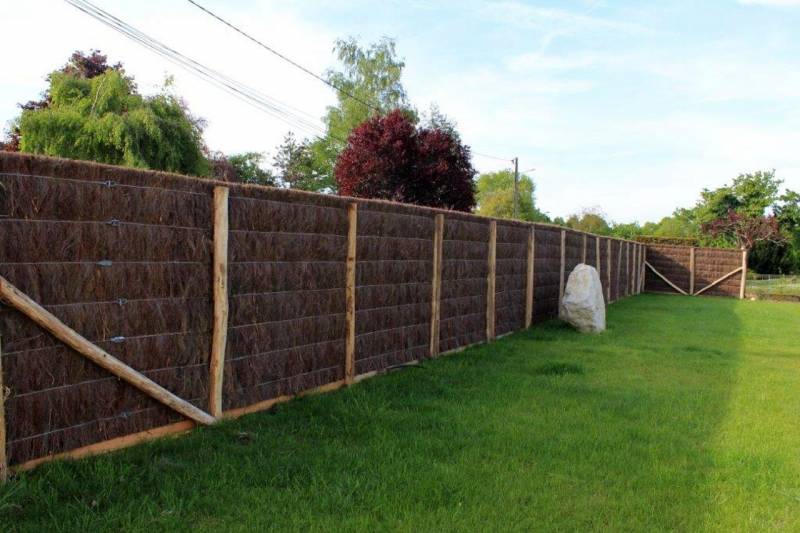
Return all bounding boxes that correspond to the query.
[1,0,800,223]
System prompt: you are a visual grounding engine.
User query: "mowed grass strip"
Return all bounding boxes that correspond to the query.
[1,295,798,532]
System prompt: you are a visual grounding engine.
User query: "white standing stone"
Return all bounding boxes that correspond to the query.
[559,264,606,333]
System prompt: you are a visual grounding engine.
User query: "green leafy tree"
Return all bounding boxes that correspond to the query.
[14,51,208,176]
[641,212,699,240]
[566,207,612,235]
[227,152,275,185]
[421,103,459,140]
[273,133,326,191]
[769,190,800,272]
[475,170,548,222]
[295,37,412,192]
[610,222,643,240]
[775,190,800,231]
[694,170,782,226]
[636,170,798,272]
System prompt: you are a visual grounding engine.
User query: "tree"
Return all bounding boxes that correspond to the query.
[697,170,792,272]
[207,151,275,185]
[475,170,547,222]
[694,170,782,226]
[644,213,699,239]
[228,152,275,185]
[272,133,326,191]
[207,151,238,181]
[19,50,131,112]
[334,109,476,211]
[703,210,783,250]
[610,222,643,240]
[774,190,800,232]
[11,51,208,176]
[566,207,612,235]
[291,37,412,192]
[421,103,460,140]
[3,50,129,152]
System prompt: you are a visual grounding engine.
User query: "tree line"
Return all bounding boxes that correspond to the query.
[559,171,799,274]
[2,45,797,274]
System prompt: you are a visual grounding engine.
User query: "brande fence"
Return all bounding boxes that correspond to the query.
[0,153,731,476]
[643,244,746,298]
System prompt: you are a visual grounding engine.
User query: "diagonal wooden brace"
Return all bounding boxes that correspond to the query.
[644,261,688,295]
[0,276,216,426]
[694,267,744,296]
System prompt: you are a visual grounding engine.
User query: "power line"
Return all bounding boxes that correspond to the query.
[185,0,513,163]
[187,0,381,114]
[65,0,515,163]
[64,0,347,144]
[472,151,513,163]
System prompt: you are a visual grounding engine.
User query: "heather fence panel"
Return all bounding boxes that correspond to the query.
[643,244,744,298]
[0,153,665,470]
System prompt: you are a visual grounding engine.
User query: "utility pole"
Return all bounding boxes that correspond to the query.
[513,157,519,219]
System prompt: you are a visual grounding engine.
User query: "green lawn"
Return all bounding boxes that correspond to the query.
[2,294,799,532]
[747,276,800,300]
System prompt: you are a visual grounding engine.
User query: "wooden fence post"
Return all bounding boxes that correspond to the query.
[486,221,497,340]
[689,246,696,296]
[429,214,444,358]
[582,234,587,263]
[596,237,601,275]
[606,239,612,302]
[626,242,631,297]
[0,336,6,483]
[209,186,229,418]
[641,246,647,293]
[525,225,535,328]
[559,230,566,303]
[345,203,358,383]
[616,241,622,301]
[637,245,643,294]
[740,248,748,300]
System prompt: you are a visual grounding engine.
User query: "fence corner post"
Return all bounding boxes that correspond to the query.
[486,221,497,341]
[429,214,444,357]
[345,202,358,383]
[740,248,748,300]
[209,186,229,419]
[525,225,535,328]
[689,246,696,296]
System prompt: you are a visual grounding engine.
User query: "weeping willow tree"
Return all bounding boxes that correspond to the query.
[16,53,209,176]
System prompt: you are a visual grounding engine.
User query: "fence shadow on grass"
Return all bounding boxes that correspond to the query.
[0,294,745,531]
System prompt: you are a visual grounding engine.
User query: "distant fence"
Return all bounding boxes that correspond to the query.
[643,244,746,298]
[0,152,661,474]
